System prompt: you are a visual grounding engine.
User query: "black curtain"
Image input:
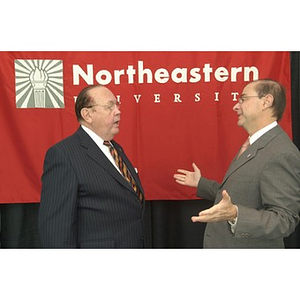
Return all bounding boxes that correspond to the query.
[1,52,300,249]
[283,51,300,248]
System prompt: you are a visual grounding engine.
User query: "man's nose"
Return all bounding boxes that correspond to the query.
[233,102,240,111]
[115,106,121,115]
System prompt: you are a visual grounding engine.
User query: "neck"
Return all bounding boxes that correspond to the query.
[247,120,276,137]
[246,117,277,136]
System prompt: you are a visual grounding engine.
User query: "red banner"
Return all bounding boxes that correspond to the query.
[0,51,292,203]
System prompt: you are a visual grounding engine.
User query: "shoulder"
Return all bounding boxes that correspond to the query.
[260,125,299,154]
[264,130,300,171]
[253,126,300,170]
[45,128,83,159]
[50,127,82,149]
[272,127,299,154]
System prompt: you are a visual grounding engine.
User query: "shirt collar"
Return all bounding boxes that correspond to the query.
[81,125,105,148]
[249,121,278,145]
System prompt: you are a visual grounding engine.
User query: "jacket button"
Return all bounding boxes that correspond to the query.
[241,233,252,238]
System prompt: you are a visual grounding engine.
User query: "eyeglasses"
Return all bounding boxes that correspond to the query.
[238,95,260,104]
[85,100,121,112]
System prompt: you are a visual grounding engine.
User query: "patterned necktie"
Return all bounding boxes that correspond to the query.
[237,138,250,159]
[103,141,143,202]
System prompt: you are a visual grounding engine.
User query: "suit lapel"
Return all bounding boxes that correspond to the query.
[221,125,283,186]
[75,127,138,195]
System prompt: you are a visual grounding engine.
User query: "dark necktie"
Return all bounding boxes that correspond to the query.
[237,138,250,159]
[103,141,143,202]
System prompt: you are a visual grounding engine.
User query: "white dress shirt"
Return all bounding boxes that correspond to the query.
[81,125,122,174]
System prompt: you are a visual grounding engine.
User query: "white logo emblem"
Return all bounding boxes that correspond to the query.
[14,59,64,108]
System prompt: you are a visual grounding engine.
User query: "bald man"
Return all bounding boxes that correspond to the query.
[39,85,145,248]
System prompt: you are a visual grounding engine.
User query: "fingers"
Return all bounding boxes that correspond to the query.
[191,209,220,223]
[175,169,190,175]
[175,163,199,176]
[174,163,201,187]
[191,215,207,223]
[174,175,187,186]
[191,216,199,222]
[173,168,191,185]
[191,207,211,223]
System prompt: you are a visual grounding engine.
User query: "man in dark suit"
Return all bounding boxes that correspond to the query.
[39,85,145,248]
[174,79,300,248]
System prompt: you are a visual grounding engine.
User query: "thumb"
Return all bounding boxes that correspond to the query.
[192,162,200,172]
[222,190,231,202]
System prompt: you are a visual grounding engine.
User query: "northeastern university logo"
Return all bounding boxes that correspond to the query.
[14,59,64,108]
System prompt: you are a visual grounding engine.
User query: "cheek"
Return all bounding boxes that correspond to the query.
[104,116,115,127]
[242,103,255,116]
[246,102,261,115]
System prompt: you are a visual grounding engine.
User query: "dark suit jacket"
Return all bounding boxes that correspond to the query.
[38,126,145,248]
[197,125,300,248]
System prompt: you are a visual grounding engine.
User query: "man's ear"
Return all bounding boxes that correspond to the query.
[263,94,274,109]
[80,107,93,123]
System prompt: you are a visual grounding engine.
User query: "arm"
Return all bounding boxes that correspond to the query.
[235,151,300,239]
[174,164,237,222]
[174,163,220,201]
[38,146,78,248]
[196,176,220,201]
[191,151,300,232]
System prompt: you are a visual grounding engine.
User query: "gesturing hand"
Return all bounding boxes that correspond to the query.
[191,190,237,223]
[174,163,201,188]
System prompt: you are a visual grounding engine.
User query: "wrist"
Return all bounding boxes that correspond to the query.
[229,205,238,223]
[195,176,201,188]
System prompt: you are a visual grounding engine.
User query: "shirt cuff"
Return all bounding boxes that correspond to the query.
[228,205,238,234]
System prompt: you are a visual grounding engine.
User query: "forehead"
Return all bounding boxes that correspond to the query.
[89,86,115,103]
[242,82,257,95]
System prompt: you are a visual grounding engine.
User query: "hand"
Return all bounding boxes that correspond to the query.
[174,163,201,188]
[191,190,237,223]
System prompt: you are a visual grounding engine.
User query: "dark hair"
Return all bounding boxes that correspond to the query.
[75,85,101,122]
[253,79,286,121]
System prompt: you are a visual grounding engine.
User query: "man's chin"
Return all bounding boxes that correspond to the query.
[237,117,244,127]
[113,128,120,135]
